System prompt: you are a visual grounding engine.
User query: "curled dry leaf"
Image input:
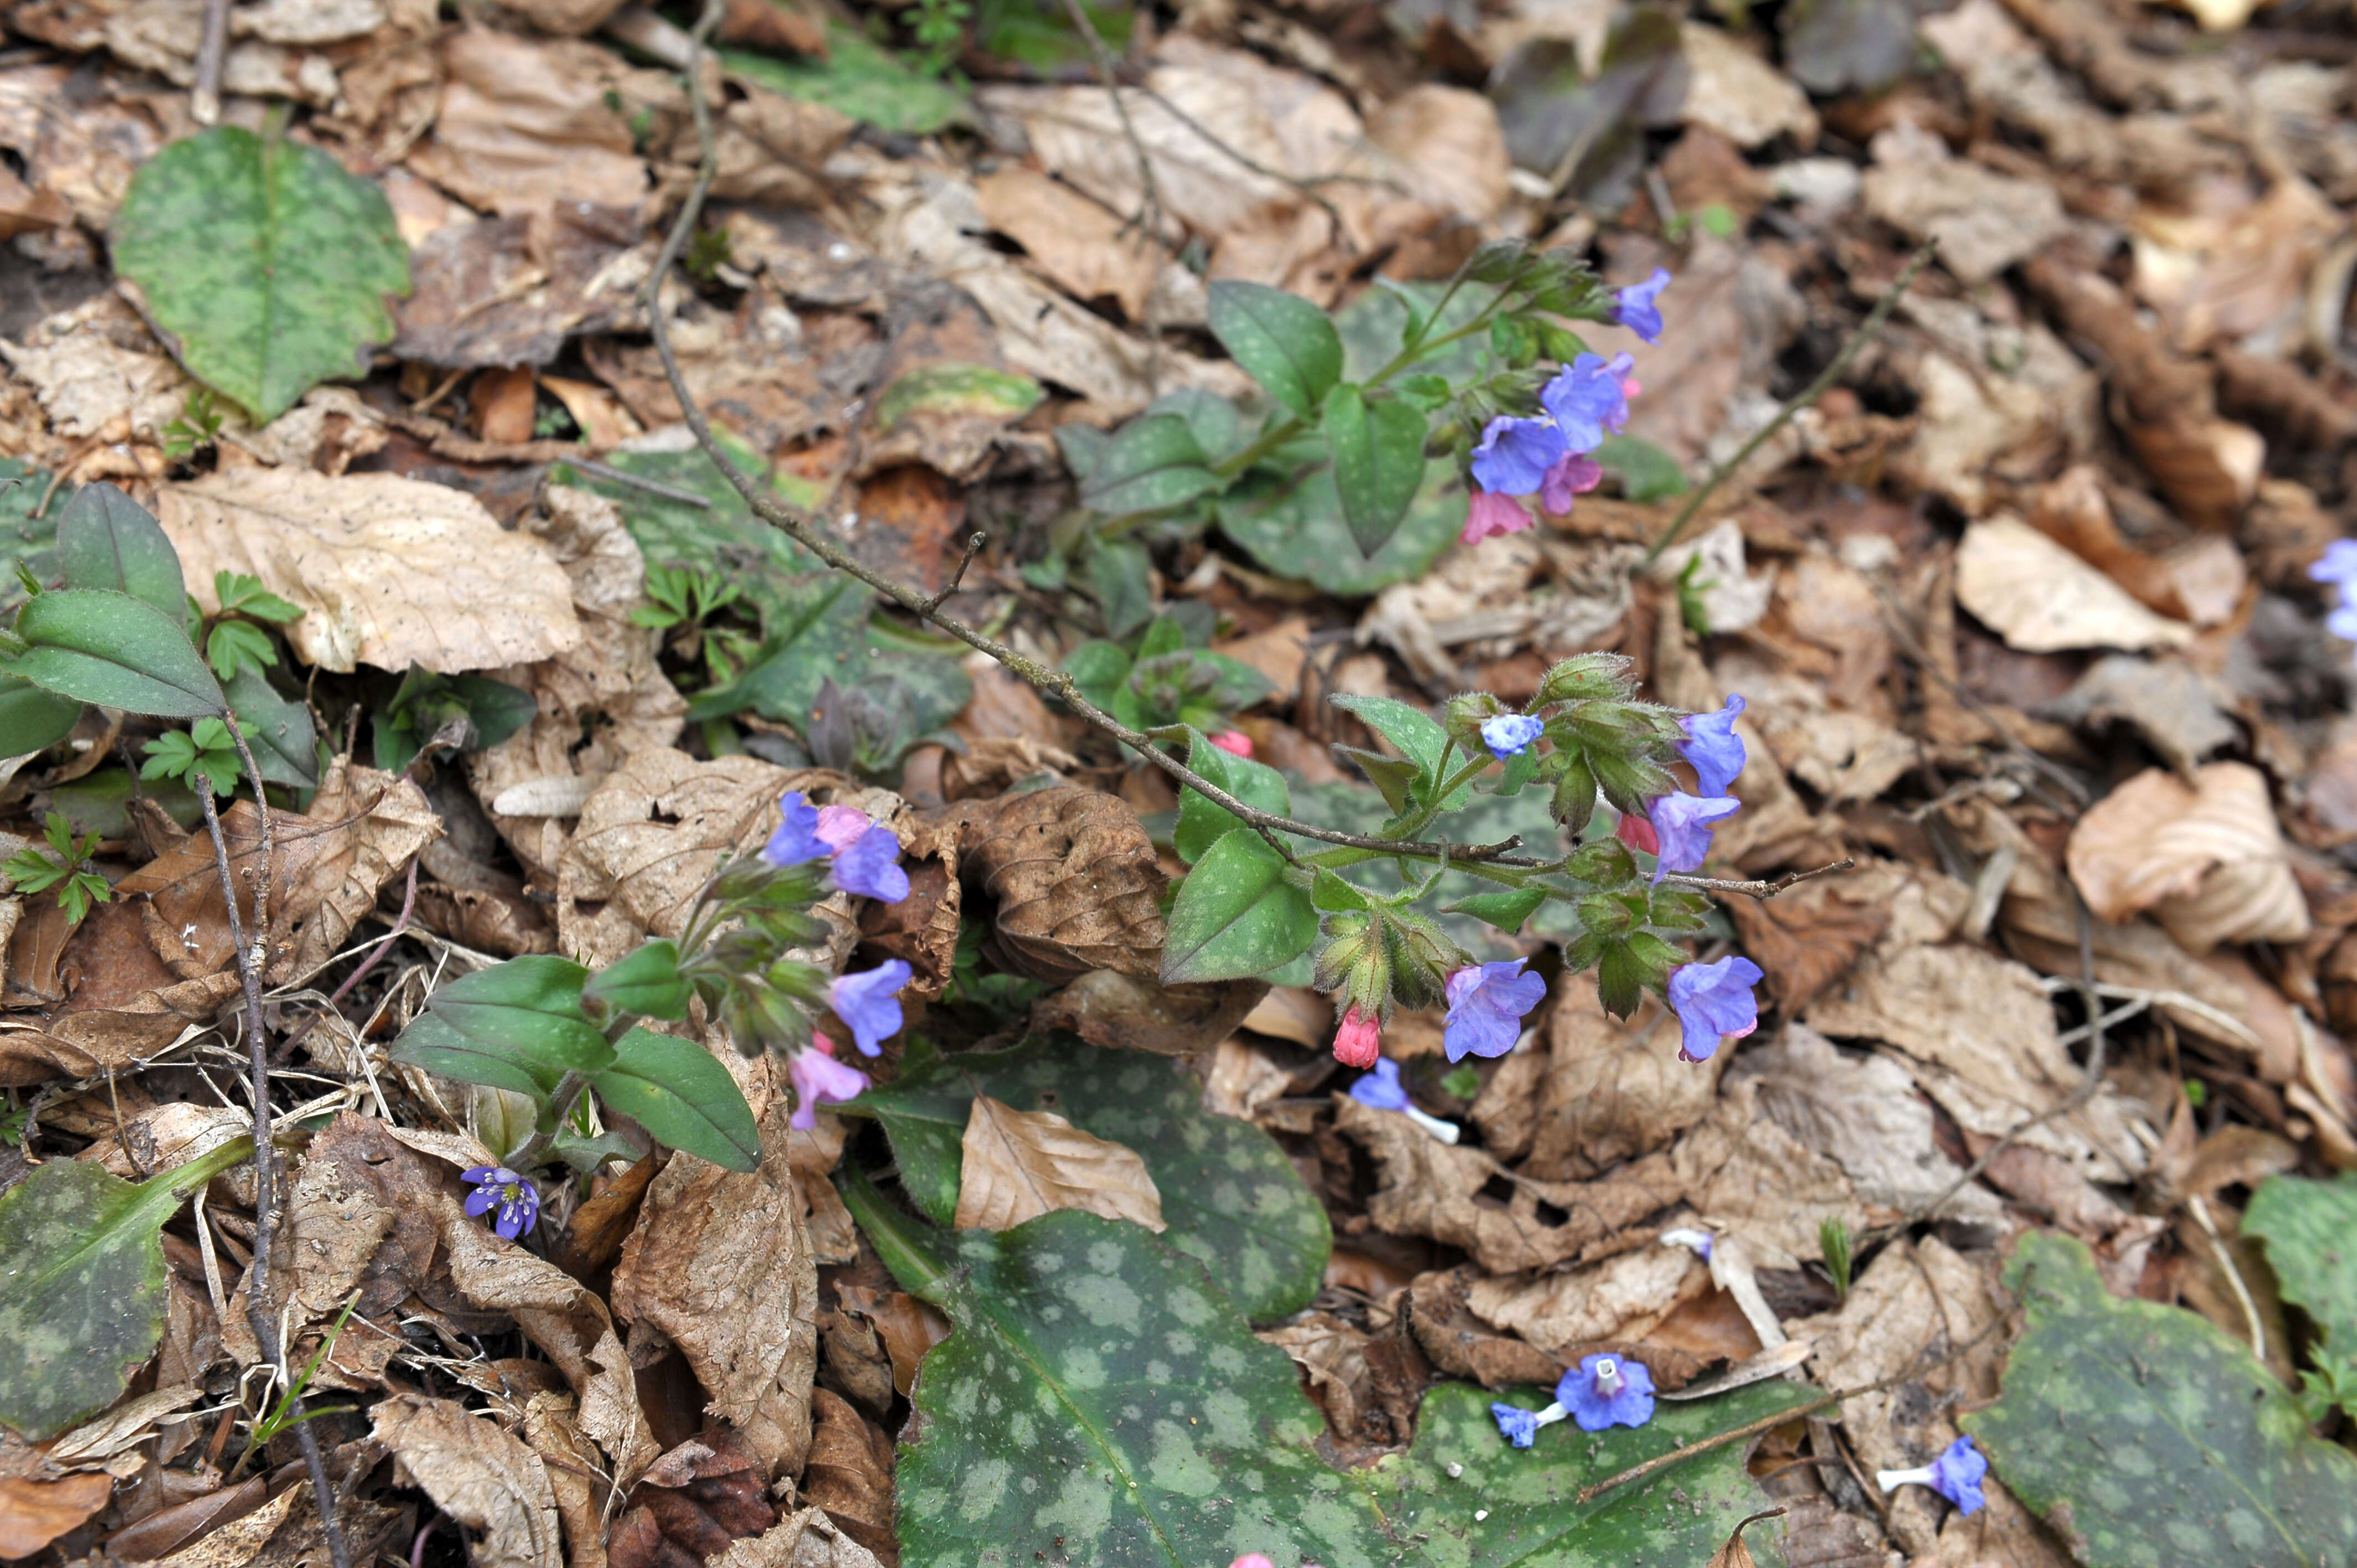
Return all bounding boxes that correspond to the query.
[1954,515,2194,654]
[372,1393,564,1568]
[800,1390,897,1567]
[220,1138,397,1386]
[607,1429,778,1568]
[953,785,1165,983]
[1465,1245,1709,1353]
[0,1472,112,1559]
[975,166,1161,326]
[1403,1268,1566,1390]
[610,1108,822,1482]
[1860,125,2066,287]
[404,30,658,215]
[1494,973,1725,1182]
[154,468,583,674]
[519,1391,610,1568]
[2066,763,2310,953]
[705,1507,887,1568]
[392,205,651,369]
[1670,1078,1870,1268]
[854,813,960,1002]
[951,1094,1166,1233]
[1716,874,1889,1014]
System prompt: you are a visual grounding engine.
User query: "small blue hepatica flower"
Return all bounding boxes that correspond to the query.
[1347,1058,1460,1144]
[1491,1354,1656,1447]
[1878,1436,1989,1515]
[462,1165,539,1241]
[1480,713,1544,760]
[1442,959,1547,1062]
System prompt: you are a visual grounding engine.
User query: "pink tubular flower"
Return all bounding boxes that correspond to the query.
[1210,729,1254,758]
[1461,489,1533,546]
[1334,1007,1382,1069]
[789,1041,871,1129]
[813,804,871,852]
[1539,452,1603,517]
[1231,1557,1277,1568]
[1614,813,1660,855]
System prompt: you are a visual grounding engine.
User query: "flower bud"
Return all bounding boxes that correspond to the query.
[1536,652,1635,706]
[1385,909,1474,1012]
[1465,238,1530,285]
[766,958,834,1008]
[1314,913,1390,1026]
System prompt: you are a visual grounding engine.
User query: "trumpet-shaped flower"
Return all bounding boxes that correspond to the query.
[831,960,912,1056]
[1538,452,1603,517]
[788,1035,871,1129]
[1561,1352,1655,1430]
[1666,955,1763,1064]
[1648,792,1741,881]
[1677,695,1748,797]
[1471,415,1571,497]
[1609,269,1672,344]
[1877,1437,1989,1516]
[1480,714,1544,760]
[1333,1007,1382,1069]
[1443,959,1546,1062]
[1462,489,1534,545]
[761,790,826,866]
[1540,353,1635,451]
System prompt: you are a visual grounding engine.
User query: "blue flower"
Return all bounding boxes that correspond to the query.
[1471,415,1571,497]
[2310,539,2357,589]
[2333,602,2357,643]
[461,1165,539,1241]
[1647,792,1741,882]
[761,791,826,867]
[1539,353,1635,451]
[1349,1056,1411,1112]
[830,823,911,902]
[1609,269,1672,344]
[1677,696,1748,797]
[1559,1353,1655,1431]
[1480,714,1544,760]
[1879,1436,1989,1516]
[1666,955,1763,1063]
[830,960,912,1056]
[1490,1401,1555,1448]
[1443,958,1547,1062]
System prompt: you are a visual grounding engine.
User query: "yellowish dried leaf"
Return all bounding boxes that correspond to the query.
[2066,762,2310,953]
[372,1394,564,1568]
[952,1095,1166,1233]
[1954,515,2193,652]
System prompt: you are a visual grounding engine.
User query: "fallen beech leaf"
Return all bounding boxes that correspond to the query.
[1403,1268,1568,1389]
[2046,654,2238,777]
[800,1390,897,1566]
[100,1475,270,1562]
[220,1137,397,1384]
[1954,515,2194,653]
[153,469,582,674]
[0,1473,112,1559]
[1671,1079,1870,1268]
[141,1484,299,1568]
[610,1109,821,1482]
[954,785,1165,983]
[405,31,656,216]
[975,167,1160,324]
[1465,1246,1707,1352]
[518,1391,610,1568]
[950,1094,1166,1233]
[1026,969,1269,1058]
[2066,764,2310,953]
[1860,125,2065,286]
[0,969,241,1087]
[707,1506,887,1568]
[1716,875,1888,1014]
[1512,972,1726,1182]
[372,1393,564,1568]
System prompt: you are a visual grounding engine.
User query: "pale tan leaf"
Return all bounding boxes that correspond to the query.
[2066,762,2310,952]
[0,1473,111,1559]
[610,1111,822,1481]
[707,1507,886,1568]
[144,1484,297,1568]
[371,1394,564,1568]
[975,166,1160,323]
[404,31,655,215]
[1954,514,2193,652]
[1464,1246,1706,1352]
[45,1385,202,1465]
[153,468,583,674]
[953,1095,1165,1233]
[1677,22,1817,149]
[1517,972,1725,1182]
[1670,1078,1869,1268]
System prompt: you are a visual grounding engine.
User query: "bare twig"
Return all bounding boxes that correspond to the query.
[192,775,348,1568]
[1643,238,1939,568]
[192,0,229,123]
[921,533,989,614]
[221,715,274,977]
[1049,0,1166,389]
[1665,858,1856,901]
[558,456,715,509]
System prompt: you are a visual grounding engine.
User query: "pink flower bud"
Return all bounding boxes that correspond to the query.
[1615,813,1659,855]
[1333,1007,1382,1069]
[1210,729,1254,758]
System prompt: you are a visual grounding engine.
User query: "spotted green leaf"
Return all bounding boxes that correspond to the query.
[1,589,225,719]
[0,1137,254,1439]
[1963,1230,2357,1568]
[1206,280,1344,420]
[1174,727,1291,865]
[1160,828,1318,985]
[111,126,410,423]
[2243,1172,2357,1419]
[846,1033,1329,1321]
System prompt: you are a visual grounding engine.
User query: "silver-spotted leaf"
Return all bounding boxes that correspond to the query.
[845,1033,1330,1320]
[2243,1172,2357,1417]
[1160,828,1319,984]
[0,1137,253,1439]
[112,127,410,423]
[1964,1230,2357,1568]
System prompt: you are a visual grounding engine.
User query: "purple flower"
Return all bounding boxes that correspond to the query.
[461,1165,540,1241]
[1666,955,1763,1064]
[1491,1402,1548,1448]
[1879,1436,1989,1516]
[2309,539,2357,589]
[1471,415,1571,497]
[1648,792,1741,882]
[1677,696,1748,797]
[1538,452,1602,517]
[830,960,912,1056]
[1461,489,1533,545]
[1559,1353,1655,1431]
[1539,353,1635,451]
[1609,269,1672,344]
[1480,714,1544,760]
[1349,1056,1411,1112]
[1443,958,1547,1062]
[2332,602,2357,643]
[762,791,826,867]
[830,824,911,902]
[788,1036,871,1129]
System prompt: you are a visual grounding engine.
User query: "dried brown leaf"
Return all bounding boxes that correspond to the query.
[0,969,240,1087]
[817,1303,894,1420]
[405,30,657,215]
[1954,515,2194,653]
[608,1430,779,1568]
[954,786,1165,983]
[1718,883,1887,1015]
[800,1390,896,1567]
[1027,970,1269,1058]
[519,1392,609,1568]
[707,1507,887,1568]
[552,1154,658,1280]
[101,1476,270,1562]
[1518,973,1725,1182]
[393,207,649,369]
[1464,1246,1709,1353]
[835,1286,949,1401]
[154,469,581,674]
[951,1094,1166,1232]
[1403,1268,1564,1390]
[372,1394,564,1568]
[1861,126,2065,286]
[0,1472,111,1558]
[143,1485,299,1568]
[610,1113,821,1482]
[2066,763,2309,952]
[1670,1078,1870,1267]
[975,167,1160,324]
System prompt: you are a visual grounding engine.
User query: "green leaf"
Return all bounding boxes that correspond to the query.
[1080,415,1222,518]
[1205,280,1345,419]
[1175,729,1291,865]
[682,574,872,727]
[583,940,692,1023]
[1161,828,1317,984]
[424,956,615,1076]
[589,1027,760,1173]
[721,28,970,134]
[205,618,276,681]
[1330,744,1417,814]
[1329,693,1450,787]
[1063,639,1134,718]
[1086,537,1156,639]
[1215,458,1463,597]
[214,570,303,624]
[2244,1173,2357,1417]
[0,1137,254,1440]
[110,127,409,423]
[55,482,186,618]
[1,588,225,719]
[1445,887,1547,935]
[1593,433,1689,502]
[388,1011,562,1100]
[224,665,319,788]
[552,1131,645,1176]
[1964,1230,2357,1568]
[1320,385,1427,558]
[844,1031,1331,1319]
[0,457,64,617]
[872,361,1044,432]
[0,675,81,759]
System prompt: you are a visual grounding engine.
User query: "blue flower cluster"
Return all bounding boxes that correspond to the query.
[1491,1352,1659,1446]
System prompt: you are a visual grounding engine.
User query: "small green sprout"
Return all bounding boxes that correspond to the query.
[3,813,112,925]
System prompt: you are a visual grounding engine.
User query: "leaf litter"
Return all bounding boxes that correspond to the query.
[3,0,2357,1563]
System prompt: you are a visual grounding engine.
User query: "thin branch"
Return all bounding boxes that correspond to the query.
[1643,238,1939,568]
[222,715,274,978]
[920,532,988,615]
[1051,0,1166,389]
[1668,858,1855,901]
[192,0,229,123]
[193,776,349,1568]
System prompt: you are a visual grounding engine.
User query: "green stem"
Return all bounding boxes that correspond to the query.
[146,1132,259,1199]
[836,1160,952,1304]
